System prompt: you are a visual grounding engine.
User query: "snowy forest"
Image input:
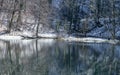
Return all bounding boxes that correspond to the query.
[0,0,120,39]
[0,0,120,75]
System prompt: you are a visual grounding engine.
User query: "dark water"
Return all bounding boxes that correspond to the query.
[0,39,120,75]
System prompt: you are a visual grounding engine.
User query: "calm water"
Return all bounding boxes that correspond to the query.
[0,39,120,75]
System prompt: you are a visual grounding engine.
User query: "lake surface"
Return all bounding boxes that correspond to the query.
[0,39,120,75]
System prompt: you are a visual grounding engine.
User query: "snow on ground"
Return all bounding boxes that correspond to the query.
[22,31,58,38]
[0,35,119,44]
[0,35,23,40]
[0,31,119,44]
[22,31,35,37]
[38,33,57,38]
[62,36,119,44]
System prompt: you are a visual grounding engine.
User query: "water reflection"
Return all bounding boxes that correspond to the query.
[0,40,120,75]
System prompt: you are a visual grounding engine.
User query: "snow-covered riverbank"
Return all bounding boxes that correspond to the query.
[62,37,119,44]
[0,35,23,40]
[0,33,119,44]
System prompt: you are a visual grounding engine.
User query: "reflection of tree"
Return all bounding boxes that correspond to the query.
[21,40,51,75]
[86,44,120,75]
[0,40,120,75]
[6,41,12,64]
[3,41,23,75]
[48,43,120,75]
[48,42,101,75]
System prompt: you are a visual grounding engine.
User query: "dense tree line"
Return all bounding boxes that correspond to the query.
[59,0,120,38]
[0,0,120,38]
[0,0,51,36]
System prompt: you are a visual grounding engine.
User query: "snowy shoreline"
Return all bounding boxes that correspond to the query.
[62,37,119,44]
[0,33,119,44]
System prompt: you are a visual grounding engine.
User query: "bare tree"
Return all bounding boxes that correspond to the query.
[95,0,102,27]
[111,0,116,39]
[27,0,51,37]
[7,0,18,32]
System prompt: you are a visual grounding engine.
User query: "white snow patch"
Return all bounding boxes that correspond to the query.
[38,33,57,38]
[63,36,119,44]
[0,35,23,40]
[22,32,57,38]
[22,31,35,37]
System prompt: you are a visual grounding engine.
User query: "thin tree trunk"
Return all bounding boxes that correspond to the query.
[36,18,40,37]
[112,0,116,39]
[95,0,101,27]
[16,0,23,30]
[8,0,17,32]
